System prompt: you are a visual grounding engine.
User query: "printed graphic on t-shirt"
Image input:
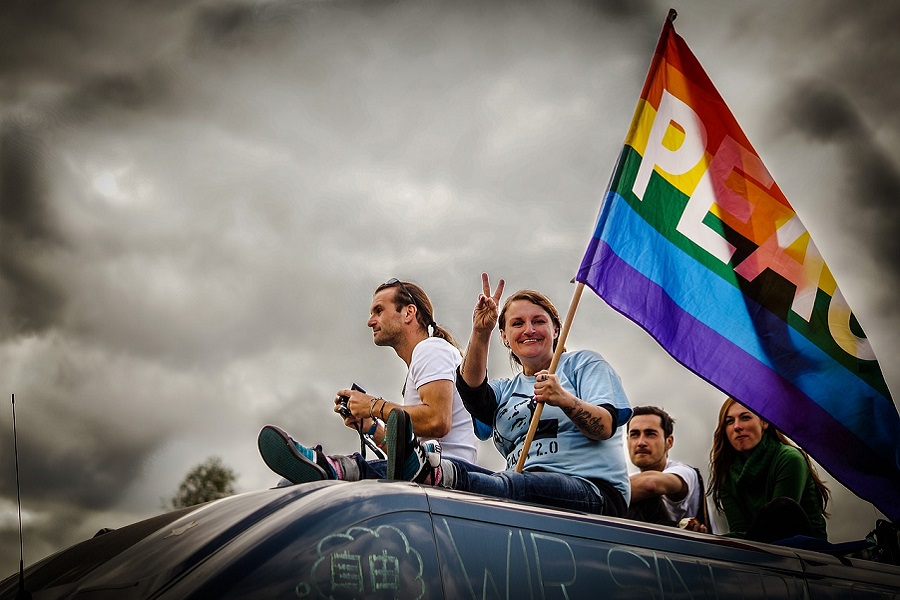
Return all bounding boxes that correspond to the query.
[497,393,534,432]
[496,392,561,468]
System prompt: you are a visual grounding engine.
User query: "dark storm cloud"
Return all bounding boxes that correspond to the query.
[801,1,900,243]
[781,80,900,302]
[0,0,177,86]
[0,419,155,511]
[186,0,358,49]
[809,2,900,132]
[0,0,181,340]
[189,1,296,52]
[0,121,67,337]
[65,70,171,119]
[0,68,173,341]
[0,124,54,240]
[784,82,864,142]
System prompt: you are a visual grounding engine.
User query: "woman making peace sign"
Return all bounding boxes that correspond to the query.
[386,273,632,516]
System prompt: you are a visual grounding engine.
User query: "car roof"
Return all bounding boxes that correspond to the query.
[2,480,897,599]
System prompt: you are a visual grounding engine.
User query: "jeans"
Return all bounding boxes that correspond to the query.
[277,454,385,486]
[353,455,387,479]
[447,458,607,515]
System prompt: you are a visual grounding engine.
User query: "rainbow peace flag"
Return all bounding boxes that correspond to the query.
[577,14,900,521]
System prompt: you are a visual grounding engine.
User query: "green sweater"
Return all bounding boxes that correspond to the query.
[722,434,827,540]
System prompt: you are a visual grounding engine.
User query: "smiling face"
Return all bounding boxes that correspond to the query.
[628,414,672,472]
[499,299,558,375]
[724,401,768,455]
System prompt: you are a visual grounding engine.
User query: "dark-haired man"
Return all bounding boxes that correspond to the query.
[627,405,705,528]
[258,279,477,483]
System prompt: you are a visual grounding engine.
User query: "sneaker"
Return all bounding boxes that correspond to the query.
[385,408,413,480]
[257,425,331,483]
[384,408,441,483]
[421,440,442,467]
[417,440,443,485]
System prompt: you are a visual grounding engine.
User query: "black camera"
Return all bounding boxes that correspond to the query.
[337,397,351,418]
[337,383,366,418]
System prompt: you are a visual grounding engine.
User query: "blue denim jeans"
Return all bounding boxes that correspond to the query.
[353,455,387,479]
[349,455,498,481]
[447,458,607,515]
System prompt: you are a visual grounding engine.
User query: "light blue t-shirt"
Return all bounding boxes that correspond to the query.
[488,350,632,503]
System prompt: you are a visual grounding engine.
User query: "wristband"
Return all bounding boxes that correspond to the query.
[378,398,387,420]
[369,397,377,419]
[367,420,378,437]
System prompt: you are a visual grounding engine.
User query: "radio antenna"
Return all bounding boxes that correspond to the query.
[11,394,31,599]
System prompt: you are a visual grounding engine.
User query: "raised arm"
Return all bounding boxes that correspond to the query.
[460,273,504,387]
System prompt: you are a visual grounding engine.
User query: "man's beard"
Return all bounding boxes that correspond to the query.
[374,329,401,348]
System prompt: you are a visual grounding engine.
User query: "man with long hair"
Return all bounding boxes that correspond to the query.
[257,278,477,483]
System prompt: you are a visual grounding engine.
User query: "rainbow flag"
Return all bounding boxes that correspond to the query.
[577,14,900,521]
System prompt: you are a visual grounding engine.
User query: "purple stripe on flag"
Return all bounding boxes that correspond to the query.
[583,192,897,445]
[580,241,900,519]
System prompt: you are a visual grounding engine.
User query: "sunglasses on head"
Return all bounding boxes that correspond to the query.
[384,278,418,310]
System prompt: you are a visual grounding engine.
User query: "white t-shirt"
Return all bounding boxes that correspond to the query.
[401,337,477,464]
[660,459,701,523]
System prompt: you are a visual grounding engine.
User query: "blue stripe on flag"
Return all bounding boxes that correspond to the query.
[585,192,898,454]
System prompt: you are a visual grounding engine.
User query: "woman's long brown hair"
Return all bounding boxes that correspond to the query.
[708,397,830,513]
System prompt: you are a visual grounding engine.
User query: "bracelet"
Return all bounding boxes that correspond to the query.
[367,420,378,436]
[377,398,386,420]
[369,397,378,419]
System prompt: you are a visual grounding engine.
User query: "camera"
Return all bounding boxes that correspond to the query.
[337,396,351,418]
[337,383,366,418]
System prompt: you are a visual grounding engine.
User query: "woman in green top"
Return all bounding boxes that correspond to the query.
[708,398,830,543]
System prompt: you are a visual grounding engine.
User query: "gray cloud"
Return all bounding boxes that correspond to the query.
[781,79,900,314]
[784,82,865,142]
[0,124,54,240]
[0,121,68,337]
[810,2,900,133]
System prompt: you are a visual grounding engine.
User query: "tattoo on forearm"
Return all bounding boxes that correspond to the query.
[564,399,606,439]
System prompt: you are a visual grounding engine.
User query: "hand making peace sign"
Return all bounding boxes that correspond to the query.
[472,272,505,335]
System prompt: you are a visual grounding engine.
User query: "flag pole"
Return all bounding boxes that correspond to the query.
[514,8,677,473]
[514,281,585,473]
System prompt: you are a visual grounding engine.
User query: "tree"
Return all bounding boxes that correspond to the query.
[167,456,237,510]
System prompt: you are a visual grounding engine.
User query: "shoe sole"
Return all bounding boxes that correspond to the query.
[385,409,409,480]
[257,425,327,484]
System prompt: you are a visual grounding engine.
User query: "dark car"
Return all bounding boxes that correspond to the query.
[2,480,898,599]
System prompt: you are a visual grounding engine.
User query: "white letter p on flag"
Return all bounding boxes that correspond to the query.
[632,90,708,201]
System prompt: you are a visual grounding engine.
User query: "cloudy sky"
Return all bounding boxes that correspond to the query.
[2,0,899,574]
